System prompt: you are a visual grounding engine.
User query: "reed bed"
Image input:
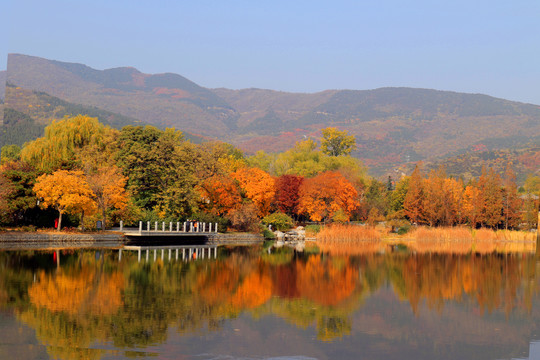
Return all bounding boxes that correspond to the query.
[409,226,473,242]
[474,228,536,242]
[317,224,386,244]
[316,224,387,255]
[314,224,536,255]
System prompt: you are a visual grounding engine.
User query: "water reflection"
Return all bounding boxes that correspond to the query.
[0,245,539,359]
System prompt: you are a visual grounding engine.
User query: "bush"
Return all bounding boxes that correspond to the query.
[229,203,260,232]
[305,224,322,234]
[262,228,276,240]
[262,212,294,231]
[194,212,230,233]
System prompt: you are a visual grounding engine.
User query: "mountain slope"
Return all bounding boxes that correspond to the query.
[6,54,540,176]
[0,70,6,100]
[7,54,239,137]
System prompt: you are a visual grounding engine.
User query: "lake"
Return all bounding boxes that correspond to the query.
[0,244,539,360]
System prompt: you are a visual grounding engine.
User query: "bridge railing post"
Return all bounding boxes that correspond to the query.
[147,221,150,232]
[139,221,142,234]
[215,222,218,233]
[120,220,123,232]
[155,221,158,232]
[169,222,172,232]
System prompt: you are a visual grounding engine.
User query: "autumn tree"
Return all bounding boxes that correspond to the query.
[320,127,357,156]
[232,167,276,216]
[298,171,359,222]
[403,164,424,224]
[85,166,129,229]
[501,164,521,229]
[463,180,483,228]
[477,167,503,228]
[274,174,304,217]
[33,170,96,230]
[197,175,242,216]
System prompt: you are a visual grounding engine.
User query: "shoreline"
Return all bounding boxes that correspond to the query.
[0,231,264,250]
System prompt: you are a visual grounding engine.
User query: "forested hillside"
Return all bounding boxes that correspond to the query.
[407,145,540,184]
[0,70,6,99]
[5,54,540,176]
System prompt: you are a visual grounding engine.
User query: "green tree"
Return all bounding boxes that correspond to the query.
[320,127,356,156]
[0,161,39,225]
[0,145,21,165]
[115,125,198,219]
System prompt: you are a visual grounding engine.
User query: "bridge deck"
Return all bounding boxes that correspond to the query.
[123,231,214,237]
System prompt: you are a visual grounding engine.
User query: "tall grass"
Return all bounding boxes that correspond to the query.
[317,224,386,243]
[408,226,536,254]
[314,224,536,255]
[316,224,386,255]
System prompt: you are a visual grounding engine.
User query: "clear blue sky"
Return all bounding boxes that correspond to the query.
[3,0,540,104]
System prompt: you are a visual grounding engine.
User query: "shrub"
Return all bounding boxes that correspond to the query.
[262,212,294,231]
[229,203,260,232]
[262,228,276,240]
[194,212,230,233]
[305,224,322,235]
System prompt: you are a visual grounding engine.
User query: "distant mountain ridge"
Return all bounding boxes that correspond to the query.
[5,54,540,176]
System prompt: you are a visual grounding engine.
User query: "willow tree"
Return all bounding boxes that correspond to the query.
[21,115,112,172]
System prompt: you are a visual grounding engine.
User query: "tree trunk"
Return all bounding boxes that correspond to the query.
[102,209,107,230]
[57,211,63,231]
[80,210,85,231]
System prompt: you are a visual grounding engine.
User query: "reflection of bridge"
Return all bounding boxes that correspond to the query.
[121,245,218,263]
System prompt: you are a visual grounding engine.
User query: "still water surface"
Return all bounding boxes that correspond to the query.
[0,244,539,360]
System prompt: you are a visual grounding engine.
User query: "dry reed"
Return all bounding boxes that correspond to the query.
[317,224,386,244]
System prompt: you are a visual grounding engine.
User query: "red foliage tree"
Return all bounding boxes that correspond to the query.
[274,174,304,217]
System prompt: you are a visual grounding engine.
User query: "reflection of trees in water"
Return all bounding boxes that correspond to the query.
[0,248,538,357]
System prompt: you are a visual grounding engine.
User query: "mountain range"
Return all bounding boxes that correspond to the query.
[3,54,540,177]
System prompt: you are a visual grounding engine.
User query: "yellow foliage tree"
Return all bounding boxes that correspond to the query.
[34,170,96,230]
[21,114,112,172]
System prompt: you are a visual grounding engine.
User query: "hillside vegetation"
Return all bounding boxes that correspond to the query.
[5,54,540,176]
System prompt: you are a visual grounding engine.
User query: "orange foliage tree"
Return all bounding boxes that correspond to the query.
[232,167,275,216]
[298,171,359,222]
[197,175,242,216]
[33,170,96,230]
[86,166,128,228]
[403,164,424,224]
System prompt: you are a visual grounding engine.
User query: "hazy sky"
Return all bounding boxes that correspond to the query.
[3,0,540,104]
